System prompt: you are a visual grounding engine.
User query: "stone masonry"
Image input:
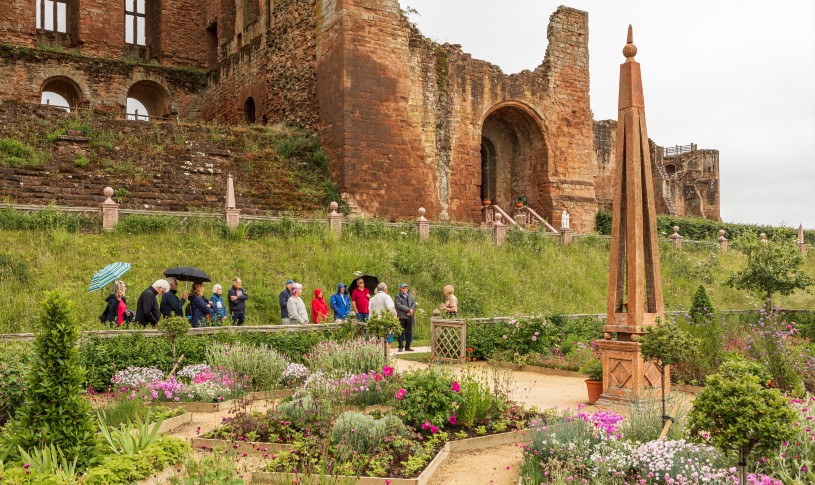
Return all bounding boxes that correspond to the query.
[0,0,720,230]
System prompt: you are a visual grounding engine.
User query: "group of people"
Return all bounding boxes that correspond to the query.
[100,277,249,328]
[277,279,458,352]
[100,275,460,351]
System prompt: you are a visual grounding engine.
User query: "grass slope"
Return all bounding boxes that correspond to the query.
[1,225,812,336]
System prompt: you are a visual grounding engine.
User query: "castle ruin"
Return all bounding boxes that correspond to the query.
[0,0,720,230]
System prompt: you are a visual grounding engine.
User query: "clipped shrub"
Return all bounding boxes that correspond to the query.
[330,412,410,457]
[307,337,385,375]
[9,292,96,467]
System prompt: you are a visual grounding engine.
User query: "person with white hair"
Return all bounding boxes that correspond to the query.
[135,279,169,327]
[369,282,397,347]
[227,277,249,325]
[210,284,227,323]
[160,277,188,318]
[286,283,309,325]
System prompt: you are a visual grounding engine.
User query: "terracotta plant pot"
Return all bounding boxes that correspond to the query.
[585,379,603,404]
[482,199,492,206]
[515,202,524,208]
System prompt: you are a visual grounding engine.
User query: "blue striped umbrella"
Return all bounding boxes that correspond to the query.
[88,262,132,292]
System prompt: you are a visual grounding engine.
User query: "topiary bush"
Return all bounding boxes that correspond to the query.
[7,292,96,467]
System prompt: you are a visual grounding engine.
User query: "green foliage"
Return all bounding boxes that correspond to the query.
[158,316,189,359]
[454,367,510,428]
[579,358,603,381]
[80,436,189,485]
[689,285,715,325]
[0,138,47,166]
[619,397,689,443]
[0,253,29,285]
[688,360,797,457]
[0,344,27,424]
[0,208,95,233]
[99,396,183,429]
[395,367,462,429]
[726,232,814,304]
[115,214,184,234]
[330,412,411,458]
[97,412,164,455]
[9,292,96,467]
[73,154,90,168]
[640,318,700,370]
[468,316,602,361]
[366,310,402,339]
[205,342,288,390]
[596,210,815,245]
[17,444,78,482]
[172,450,245,484]
[307,338,385,376]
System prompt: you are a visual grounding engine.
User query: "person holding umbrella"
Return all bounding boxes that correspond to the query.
[190,282,216,328]
[135,279,169,327]
[228,277,249,325]
[160,277,188,318]
[100,280,134,327]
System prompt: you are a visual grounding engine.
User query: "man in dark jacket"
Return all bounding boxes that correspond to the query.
[394,283,417,352]
[279,280,294,324]
[160,277,188,318]
[228,277,249,325]
[135,279,169,327]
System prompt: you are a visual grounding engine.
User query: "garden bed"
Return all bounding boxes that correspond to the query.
[191,437,290,456]
[490,361,585,378]
[134,464,184,485]
[153,398,244,413]
[252,430,530,485]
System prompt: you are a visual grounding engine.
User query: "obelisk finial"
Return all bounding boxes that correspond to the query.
[623,25,637,60]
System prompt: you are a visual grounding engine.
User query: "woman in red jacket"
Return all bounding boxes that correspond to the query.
[311,288,329,323]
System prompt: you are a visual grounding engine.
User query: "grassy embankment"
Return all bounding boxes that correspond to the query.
[0,220,812,337]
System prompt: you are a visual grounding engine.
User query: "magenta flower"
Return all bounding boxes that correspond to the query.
[382,366,394,377]
[421,420,431,430]
[449,415,458,425]
[430,425,439,434]
[451,381,461,393]
[395,388,407,400]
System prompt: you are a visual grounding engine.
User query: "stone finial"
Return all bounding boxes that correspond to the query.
[718,229,728,252]
[495,212,504,225]
[760,232,767,243]
[493,212,506,246]
[623,25,637,60]
[328,201,343,237]
[798,224,805,244]
[103,186,115,204]
[718,229,726,239]
[418,207,427,222]
[672,225,680,235]
[417,207,429,241]
[668,225,683,249]
[226,174,236,209]
[329,201,339,215]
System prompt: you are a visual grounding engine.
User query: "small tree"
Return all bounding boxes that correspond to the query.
[689,285,714,326]
[158,316,189,360]
[367,310,401,364]
[726,232,814,306]
[640,318,699,426]
[11,292,96,467]
[689,360,796,484]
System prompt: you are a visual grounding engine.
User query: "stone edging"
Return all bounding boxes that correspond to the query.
[673,384,702,394]
[250,429,531,485]
[157,412,192,434]
[191,438,291,456]
[490,362,585,378]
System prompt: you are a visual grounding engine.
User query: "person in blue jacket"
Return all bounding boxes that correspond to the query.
[210,284,227,323]
[329,283,351,322]
[190,282,215,328]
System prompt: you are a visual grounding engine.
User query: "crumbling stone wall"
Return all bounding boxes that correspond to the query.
[593,119,721,221]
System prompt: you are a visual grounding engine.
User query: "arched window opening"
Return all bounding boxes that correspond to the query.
[40,76,82,111]
[126,81,171,121]
[244,97,256,123]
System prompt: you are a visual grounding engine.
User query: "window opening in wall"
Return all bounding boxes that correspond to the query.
[40,77,82,112]
[126,98,149,121]
[665,164,677,175]
[126,81,171,121]
[125,0,146,46]
[36,0,67,33]
[244,97,256,123]
[206,22,219,67]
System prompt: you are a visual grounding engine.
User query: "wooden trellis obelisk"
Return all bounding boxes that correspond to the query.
[597,26,669,402]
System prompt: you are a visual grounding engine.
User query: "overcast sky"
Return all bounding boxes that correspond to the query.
[405,1,815,229]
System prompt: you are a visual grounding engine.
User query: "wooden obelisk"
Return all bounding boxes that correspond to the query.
[597,26,668,402]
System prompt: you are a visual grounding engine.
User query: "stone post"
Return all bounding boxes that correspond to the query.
[559,212,573,246]
[667,225,684,249]
[718,229,728,252]
[328,201,343,238]
[760,232,767,243]
[417,207,429,241]
[100,186,119,232]
[492,212,506,246]
[224,174,241,229]
[481,204,494,229]
[513,206,528,227]
[798,224,807,255]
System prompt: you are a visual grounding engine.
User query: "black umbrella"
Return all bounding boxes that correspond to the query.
[350,274,379,294]
[163,266,211,283]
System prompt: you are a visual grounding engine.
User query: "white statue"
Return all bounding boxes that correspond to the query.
[561,210,570,230]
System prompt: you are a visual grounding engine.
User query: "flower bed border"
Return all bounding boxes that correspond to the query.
[490,361,585,378]
[191,437,291,456]
[157,412,192,433]
[150,389,294,413]
[134,464,184,485]
[250,429,530,485]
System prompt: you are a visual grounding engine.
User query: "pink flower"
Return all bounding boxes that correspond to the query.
[421,420,431,430]
[448,415,458,425]
[395,388,406,400]
[451,381,461,393]
[382,366,394,377]
[531,336,538,341]
[374,373,383,381]
[430,425,439,434]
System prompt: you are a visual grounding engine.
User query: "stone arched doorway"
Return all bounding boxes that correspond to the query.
[480,104,547,210]
[40,76,83,111]
[126,80,172,120]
